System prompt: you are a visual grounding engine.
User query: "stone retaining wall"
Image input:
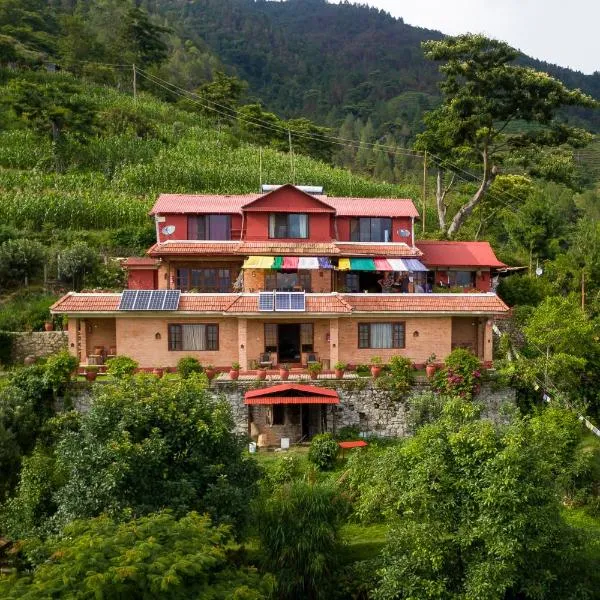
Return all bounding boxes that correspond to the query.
[11,331,68,364]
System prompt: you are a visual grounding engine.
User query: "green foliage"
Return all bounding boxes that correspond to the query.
[177,356,203,378]
[0,238,45,287]
[105,355,138,378]
[307,361,323,375]
[0,288,58,332]
[0,330,13,365]
[123,7,170,68]
[377,355,414,398]
[335,425,361,441]
[43,350,77,396]
[57,241,99,290]
[0,511,272,599]
[363,402,597,599]
[405,390,448,433]
[308,433,339,470]
[255,481,348,599]
[264,453,304,489]
[432,347,482,399]
[14,375,261,534]
[497,274,550,307]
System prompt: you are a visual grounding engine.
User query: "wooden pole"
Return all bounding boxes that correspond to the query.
[132,64,137,101]
[288,130,295,184]
[422,150,427,233]
[582,270,585,311]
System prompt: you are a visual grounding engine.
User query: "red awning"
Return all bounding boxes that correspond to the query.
[338,441,368,449]
[244,383,339,405]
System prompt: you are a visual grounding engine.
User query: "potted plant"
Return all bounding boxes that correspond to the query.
[256,367,267,381]
[279,363,290,380]
[370,356,383,378]
[85,365,98,382]
[334,361,346,379]
[152,367,164,378]
[44,320,54,332]
[425,353,437,378]
[229,361,241,380]
[307,361,322,380]
[204,365,216,381]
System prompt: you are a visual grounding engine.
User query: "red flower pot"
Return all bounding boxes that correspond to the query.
[44,321,54,331]
[152,368,164,378]
[426,364,437,378]
[279,369,290,380]
[85,371,97,382]
[256,369,267,381]
[205,368,216,381]
[229,369,240,380]
[370,366,382,378]
[334,369,344,379]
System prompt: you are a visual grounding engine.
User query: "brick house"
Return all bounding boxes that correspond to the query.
[51,184,508,443]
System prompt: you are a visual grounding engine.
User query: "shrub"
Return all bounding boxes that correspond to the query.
[433,348,482,399]
[406,391,447,433]
[334,361,347,371]
[308,433,339,470]
[307,361,323,375]
[335,425,361,441]
[0,331,14,365]
[44,351,78,396]
[105,355,138,378]
[255,481,348,599]
[177,356,203,378]
[380,355,415,397]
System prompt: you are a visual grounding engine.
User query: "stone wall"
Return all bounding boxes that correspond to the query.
[11,331,68,364]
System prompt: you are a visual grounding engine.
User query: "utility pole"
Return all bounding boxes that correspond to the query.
[288,130,295,185]
[582,270,585,311]
[422,150,427,233]
[132,64,137,102]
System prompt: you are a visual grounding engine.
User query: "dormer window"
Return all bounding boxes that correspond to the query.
[188,215,231,240]
[350,217,392,242]
[269,213,308,239]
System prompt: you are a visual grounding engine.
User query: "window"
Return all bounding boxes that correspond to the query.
[264,271,311,292]
[188,215,231,240]
[343,272,360,292]
[269,213,308,238]
[168,324,219,351]
[300,323,314,352]
[264,323,278,352]
[358,323,405,349]
[448,271,475,287]
[350,218,392,242]
[176,268,232,292]
[272,404,285,425]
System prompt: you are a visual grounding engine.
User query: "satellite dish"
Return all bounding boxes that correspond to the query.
[161,225,175,236]
[397,229,411,238]
[535,267,543,277]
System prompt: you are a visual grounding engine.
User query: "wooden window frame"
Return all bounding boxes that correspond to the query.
[187,215,231,241]
[357,322,406,349]
[268,213,309,239]
[349,217,393,242]
[176,268,232,292]
[168,323,219,351]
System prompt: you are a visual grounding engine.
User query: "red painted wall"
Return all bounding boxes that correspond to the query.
[336,216,413,242]
[245,187,334,212]
[157,215,188,243]
[127,269,158,290]
[244,212,332,241]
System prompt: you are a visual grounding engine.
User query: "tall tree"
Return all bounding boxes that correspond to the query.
[416,34,597,237]
[122,6,169,67]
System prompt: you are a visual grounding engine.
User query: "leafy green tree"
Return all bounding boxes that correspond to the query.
[367,401,596,599]
[123,6,169,68]
[416,34,596,237]
[192,71,247,121]
[0,238,45,287]
[7,375,260,536]
[0,511,272,599]
[57,241,99,290]
[256,481,348,600]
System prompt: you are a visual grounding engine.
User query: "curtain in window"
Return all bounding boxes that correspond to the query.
[300,323,313,346]
[370,323,392,348]
[183,324,206,350]
[209,215,230,240]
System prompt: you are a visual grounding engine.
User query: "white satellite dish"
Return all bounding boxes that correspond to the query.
[535,267,543,277]
[397,229,411,238]
[161,225,175,235]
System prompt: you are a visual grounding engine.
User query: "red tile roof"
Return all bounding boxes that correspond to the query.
[245,383,339,404]
[342,293,509,313]
[416,241,506,268]
[150,194,256,215]
[245,396,339,405]
[335,243,421,257]
[326,197,419,218]
[51,293,509,315]
[245,383,338,398]
[122,257,160,267]
[238,241,339,255]
[147,241,242,257]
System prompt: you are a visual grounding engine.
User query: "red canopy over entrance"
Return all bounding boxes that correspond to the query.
[244,383,339,405]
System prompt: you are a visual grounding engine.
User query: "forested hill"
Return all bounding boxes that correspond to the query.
[147,0,600,129]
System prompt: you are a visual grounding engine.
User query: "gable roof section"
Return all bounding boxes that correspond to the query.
[245,383,339,404]
[240,184,335,212]
[150,194,257,215]
[416,241,506,268]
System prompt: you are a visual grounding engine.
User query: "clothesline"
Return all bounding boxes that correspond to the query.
[242,256,428,272]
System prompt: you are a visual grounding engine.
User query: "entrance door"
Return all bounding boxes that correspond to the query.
[278,324,301,363]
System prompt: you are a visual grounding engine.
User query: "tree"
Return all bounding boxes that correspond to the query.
[192,71,247,122]
[416,34,596,237]
[366,401,596,599]
[6,375,260,536]
[122,6,169,68]
[57,242,99,290]
[0,238,45,287]
[256,481,348,600]
[0,511,271,599]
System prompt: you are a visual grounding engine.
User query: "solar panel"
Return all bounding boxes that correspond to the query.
[275,292,291,311]
[163,290,181,311]
[258,292,275,311]
[119,290,137,310]
[149,290,166,310]
[133,290,152,310]
[289,293,306,311]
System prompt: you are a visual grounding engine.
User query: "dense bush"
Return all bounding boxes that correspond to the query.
[308,433,339,470]
[0,289,58,332]
[57,242,99,290]
[497,273,550,307]
[405,390,448,433]
[43,351,78,397]
[255,481,348,599]
[377,355,415,397]
[432,348,482,399]
[177,355,204,378]
[0,238,46,287]
[105,355,138,378]
[0,511,272,599]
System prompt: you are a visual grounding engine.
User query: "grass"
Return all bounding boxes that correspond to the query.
[339,522,388,564]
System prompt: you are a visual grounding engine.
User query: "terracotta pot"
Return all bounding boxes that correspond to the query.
[205,368,216,381]
[23,355,36,366]
[152,368,164,378]
[256,369,267,381]
[93,346,104,355]
[279,369,289,380]
[44,321,53,332]
[426,364,437,378]
[229,369,240,380]
[85,371,97,382]
[309,370,319,380]
[334,369,344,379]
[370,366,382,378]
